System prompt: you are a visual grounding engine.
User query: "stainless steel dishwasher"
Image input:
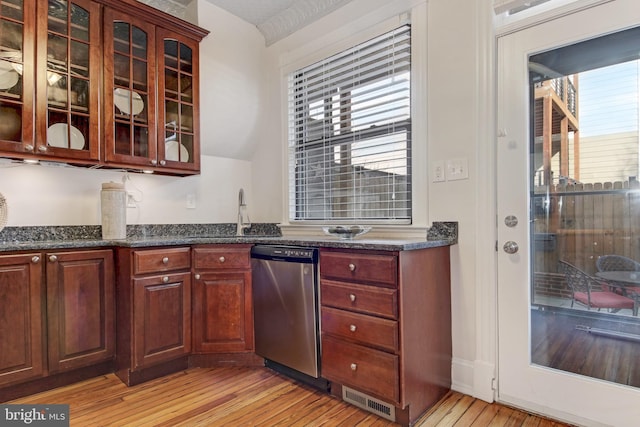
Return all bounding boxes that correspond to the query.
[251,245,328,390]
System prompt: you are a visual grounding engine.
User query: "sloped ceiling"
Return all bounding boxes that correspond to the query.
[138,0,355,46]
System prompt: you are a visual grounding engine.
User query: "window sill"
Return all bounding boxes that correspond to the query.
[277,224,428,240]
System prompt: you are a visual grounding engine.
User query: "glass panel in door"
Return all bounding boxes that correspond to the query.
[161,38,195,166]
[112,22,150,158]
[38,0,99,159]
[497,1,640,425]
[0,0,28,146]
[530,25,640,385]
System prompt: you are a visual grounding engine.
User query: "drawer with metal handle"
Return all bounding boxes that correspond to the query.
[320,280,398,319]
[193,245,251,269]
[321,335,399,404]
[321,306,398,352]
[133,247,191,275]
[320,251,397,287]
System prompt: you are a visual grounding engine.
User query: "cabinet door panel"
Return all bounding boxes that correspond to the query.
[133,272,191,368]
[192,271,253,353]
[46,249,115,373]
[0,253,44,386]
[35,0,100,161]
[103,8,156,167]
[0,0,35,153]
[156,29,200,171]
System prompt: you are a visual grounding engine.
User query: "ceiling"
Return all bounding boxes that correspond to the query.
[138,0,355,45]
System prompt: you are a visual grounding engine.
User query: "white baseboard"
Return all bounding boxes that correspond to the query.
[451,357,496,402]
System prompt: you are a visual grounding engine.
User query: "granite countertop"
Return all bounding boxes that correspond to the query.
[0,222,457,252]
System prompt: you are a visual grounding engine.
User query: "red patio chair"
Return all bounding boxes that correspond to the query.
[559,260,636,314]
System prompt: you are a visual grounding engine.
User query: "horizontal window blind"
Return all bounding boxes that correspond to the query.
[288,25,412,222]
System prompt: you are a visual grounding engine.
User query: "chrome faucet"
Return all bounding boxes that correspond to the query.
[237,188,251,236]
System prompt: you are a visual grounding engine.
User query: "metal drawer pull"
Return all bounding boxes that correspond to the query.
[219,256,225,263]
[32,256,40,264]
[162,276,169,283]
[350,363,357,371]
[49,255,57,263]
[162,257,169,264]
[349,324,357,332]
[348,263,356,271]
[349,294,356,302]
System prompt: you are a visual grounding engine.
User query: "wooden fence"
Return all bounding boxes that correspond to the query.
[533,180,640,275]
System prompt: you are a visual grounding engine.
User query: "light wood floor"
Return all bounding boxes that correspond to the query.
[9,367,571,426]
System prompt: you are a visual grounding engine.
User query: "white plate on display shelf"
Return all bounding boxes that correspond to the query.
[0,60,19,90]
[165,140,189,162]
[47,123,85,149]
[113,88,144,116]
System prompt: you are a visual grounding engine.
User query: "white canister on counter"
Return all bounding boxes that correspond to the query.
[101,182,126,240]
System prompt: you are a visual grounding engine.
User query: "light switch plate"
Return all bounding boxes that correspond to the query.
[446,158,469,181]
[186,194,196,209]
[432,160,446,182]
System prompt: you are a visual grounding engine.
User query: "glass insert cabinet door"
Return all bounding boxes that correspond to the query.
[156,29,200,171]
[103,8,156,167]
[0,0,34,152]
[36,0,99,160]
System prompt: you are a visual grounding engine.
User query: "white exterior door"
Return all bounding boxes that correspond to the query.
[497,1,640,426]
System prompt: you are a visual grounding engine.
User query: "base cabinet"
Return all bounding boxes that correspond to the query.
[319,246,451,426]
[192,245,253,354]
[116,247,191,385]
[0,249,115,390]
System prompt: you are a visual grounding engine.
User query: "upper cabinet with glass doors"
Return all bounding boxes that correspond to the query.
[36,0,100,160]
[0,0,208,174]
[0,0,34,154]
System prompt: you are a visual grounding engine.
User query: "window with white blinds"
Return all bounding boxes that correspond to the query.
[288,25,411,223]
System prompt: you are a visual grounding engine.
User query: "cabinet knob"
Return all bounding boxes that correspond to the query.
[150,159,157,166]
[162,276,170,283]
[31,255,40,264]
[160,160,166,166]
[162,257,169,264]
[194,274,201,280]
[350,363,357,371]
[349,293,356,302]
[219,256,225,263]
[349,324,357,333]
[24,144,34,152]
[48,255,58,263]
[348,263,356,272]
[38,145,48,152]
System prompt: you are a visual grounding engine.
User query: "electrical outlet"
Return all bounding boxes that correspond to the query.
[433,161,446,182]
[127,193,137,208]
[186,194,196,209]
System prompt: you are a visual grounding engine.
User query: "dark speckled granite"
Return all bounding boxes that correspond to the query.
[0,222,456,252]
[427,221,458,244]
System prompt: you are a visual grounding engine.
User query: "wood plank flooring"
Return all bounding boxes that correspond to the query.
[9,367,571,426]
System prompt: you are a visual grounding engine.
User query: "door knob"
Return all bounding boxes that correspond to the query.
[503,241,519,254]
